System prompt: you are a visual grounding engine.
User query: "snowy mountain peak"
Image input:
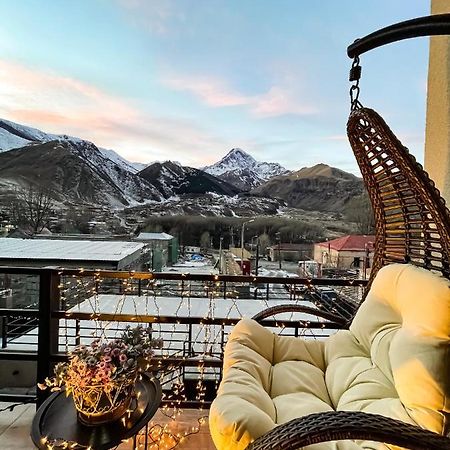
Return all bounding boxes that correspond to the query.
[210,148,257,175]
[203,148,289,191]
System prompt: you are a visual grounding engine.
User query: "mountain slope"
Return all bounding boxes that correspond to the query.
[0,140,161,207]
[252,163,364,212]
[0,118,145,174]
[203,148,289,191]
[138,161,241,198]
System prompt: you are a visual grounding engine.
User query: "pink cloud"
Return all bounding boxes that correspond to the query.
[164,74,317,117]
[164,76,249,107]
[0,59,225,166]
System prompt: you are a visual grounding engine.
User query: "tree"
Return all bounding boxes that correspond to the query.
[66,209,94,234]
[10,185,54,234]
[200,231,211,249]
[344,192,375,235]
[258,233,271,256]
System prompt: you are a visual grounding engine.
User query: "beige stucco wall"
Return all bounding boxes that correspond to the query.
[425,0,450,202]
[313,245,374,270]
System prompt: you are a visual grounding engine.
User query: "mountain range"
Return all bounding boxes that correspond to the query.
[0,118,364,213]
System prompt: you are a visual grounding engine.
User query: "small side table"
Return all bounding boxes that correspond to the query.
[31,373,161,450]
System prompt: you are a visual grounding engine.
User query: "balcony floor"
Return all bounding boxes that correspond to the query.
[0,402,215,449]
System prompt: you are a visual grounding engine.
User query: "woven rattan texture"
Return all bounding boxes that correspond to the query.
[247,411,450,450]
[347,107,450,297]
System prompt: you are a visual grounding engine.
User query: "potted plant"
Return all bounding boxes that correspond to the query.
[39,325,161,426]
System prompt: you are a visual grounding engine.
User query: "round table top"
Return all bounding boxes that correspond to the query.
[31,372,161,450]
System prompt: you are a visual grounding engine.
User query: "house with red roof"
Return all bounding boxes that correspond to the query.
[313,235,375,271]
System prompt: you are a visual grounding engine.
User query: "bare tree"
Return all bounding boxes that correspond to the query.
[344,191,375,235]
[10,185,54,234]
[258,233,271,255]
[200,231,211,249]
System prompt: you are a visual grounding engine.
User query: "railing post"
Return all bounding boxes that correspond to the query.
[188,323,193,356]
[220,324,225,358]
[75,319,81,347]
[37,269,60,407]
[1,315,7,349]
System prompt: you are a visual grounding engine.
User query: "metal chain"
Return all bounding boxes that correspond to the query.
[349,56,362,111]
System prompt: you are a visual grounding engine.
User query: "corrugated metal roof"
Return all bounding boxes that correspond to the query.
[0,238,144,262]
[135,232,174,241]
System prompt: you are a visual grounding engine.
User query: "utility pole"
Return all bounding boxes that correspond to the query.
[255,237,260,276]
[241,219,255,274]
[219,236,223,274]
[275,232,282,270]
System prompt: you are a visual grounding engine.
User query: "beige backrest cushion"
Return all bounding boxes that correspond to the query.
[326,264,449,435]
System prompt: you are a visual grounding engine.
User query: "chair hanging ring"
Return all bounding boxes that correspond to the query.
[349,54,362,111]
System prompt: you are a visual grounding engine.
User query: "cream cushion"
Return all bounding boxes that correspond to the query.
[209,264,450,450]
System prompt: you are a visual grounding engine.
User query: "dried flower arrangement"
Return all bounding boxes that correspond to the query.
[39,325,162,425]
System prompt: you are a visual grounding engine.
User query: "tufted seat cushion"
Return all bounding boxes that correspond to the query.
[209,264,450,450]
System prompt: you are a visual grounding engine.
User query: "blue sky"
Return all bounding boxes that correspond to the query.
[0,0,430,173]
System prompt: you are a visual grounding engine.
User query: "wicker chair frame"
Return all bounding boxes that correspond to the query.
[245,107,450,450]
[348,107,450,295]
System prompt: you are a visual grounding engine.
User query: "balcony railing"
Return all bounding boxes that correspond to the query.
[0,267,367,408]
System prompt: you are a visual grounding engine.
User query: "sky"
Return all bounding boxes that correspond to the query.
[0,0,431,174]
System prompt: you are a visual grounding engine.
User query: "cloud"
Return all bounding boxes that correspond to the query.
[163,74,317,118]
[0,59,225,166]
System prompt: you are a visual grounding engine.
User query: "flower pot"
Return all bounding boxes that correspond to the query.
[71,374,137,426]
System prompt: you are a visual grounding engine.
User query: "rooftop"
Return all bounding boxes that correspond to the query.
[315,235,375,252]
[0,238,144,262]
[135,232,174,241]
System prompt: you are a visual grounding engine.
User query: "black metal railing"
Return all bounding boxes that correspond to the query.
[0,267,367,408]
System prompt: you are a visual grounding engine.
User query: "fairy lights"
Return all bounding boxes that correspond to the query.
[42,264,361,449]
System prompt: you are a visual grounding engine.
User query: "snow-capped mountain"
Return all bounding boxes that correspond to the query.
[0,119,163,207]
[203,148,289,191]
[0,119,364,214]
[98,148,148,174]
[0,118,146,174]
[138,161,241,198]
[0,139,162,207]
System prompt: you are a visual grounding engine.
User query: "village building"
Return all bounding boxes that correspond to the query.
[313,235,375,271]
[134,232,179,270]
[267,243,313,262]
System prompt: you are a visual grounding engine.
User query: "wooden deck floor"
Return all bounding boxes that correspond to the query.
[136,409,215,449]
[0,402,216,449]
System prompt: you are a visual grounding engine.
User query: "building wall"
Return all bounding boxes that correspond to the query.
[268,244,312,262]
[168,238,179,264]
[425,0,450,203]
[314,245,373,270]
[185,246,201,254]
